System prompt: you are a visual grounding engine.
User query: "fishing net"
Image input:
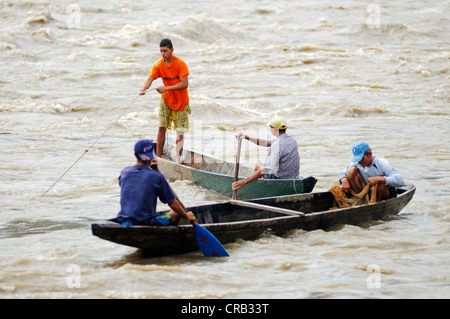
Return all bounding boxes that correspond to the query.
[328,184,378,209]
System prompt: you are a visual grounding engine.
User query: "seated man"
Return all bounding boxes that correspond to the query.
[339,141,404,201]
[116,139,196,226]
[232,116,300,191]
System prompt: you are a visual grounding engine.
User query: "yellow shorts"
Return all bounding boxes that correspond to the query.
[159,97,191,132]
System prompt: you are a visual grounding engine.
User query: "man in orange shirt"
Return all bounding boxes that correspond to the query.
[140,39,190,163]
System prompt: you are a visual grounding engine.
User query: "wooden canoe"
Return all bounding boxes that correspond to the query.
[156,144,317,200]
[91,184,415,256]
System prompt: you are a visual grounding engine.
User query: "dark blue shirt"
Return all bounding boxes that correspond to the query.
[116,165,175,225]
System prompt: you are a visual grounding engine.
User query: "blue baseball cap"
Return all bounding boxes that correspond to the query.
[351,141,370,163]
[134,139,155,161]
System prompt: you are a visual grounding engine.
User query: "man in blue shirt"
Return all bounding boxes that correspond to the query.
[116,139,195,226]
[339,141,404,201]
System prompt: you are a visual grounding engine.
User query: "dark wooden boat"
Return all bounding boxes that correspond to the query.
[156,144,317,200]
[91,184,415,256]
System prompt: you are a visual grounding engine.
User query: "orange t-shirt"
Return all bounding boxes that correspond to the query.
[150,56,189,111]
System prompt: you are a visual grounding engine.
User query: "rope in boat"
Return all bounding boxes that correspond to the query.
[41,89,155,197]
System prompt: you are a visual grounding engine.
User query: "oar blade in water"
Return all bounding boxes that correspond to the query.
[193,222,229,257]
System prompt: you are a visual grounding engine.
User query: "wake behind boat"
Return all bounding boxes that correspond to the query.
[156,144,317,200]
[91,184,415,256]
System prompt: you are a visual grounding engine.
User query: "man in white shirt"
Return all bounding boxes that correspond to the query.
[232,116,300,191]
[339,141,404,201]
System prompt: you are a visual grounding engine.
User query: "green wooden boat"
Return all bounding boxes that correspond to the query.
[156,145,317,200]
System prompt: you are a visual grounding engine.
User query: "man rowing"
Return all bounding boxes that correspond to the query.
[232,116,300,191]
[116,139,196,227]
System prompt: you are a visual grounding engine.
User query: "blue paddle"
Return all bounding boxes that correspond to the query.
[192,221,229,257]
[174,193,229,257]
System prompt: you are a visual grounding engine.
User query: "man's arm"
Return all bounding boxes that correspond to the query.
[338,164,352,183]
[232,168,267,191]
[376,159,404,187]
[140,77,154,95]
[236,132,271,147]
[340,177,351,192]
[338,163,354,192]
[168,198,196,222]
[156,75,188,93]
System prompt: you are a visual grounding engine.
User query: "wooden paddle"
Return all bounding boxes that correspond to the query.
[229,199,305,216]
[233,138,243,200]
[152,164,229,257]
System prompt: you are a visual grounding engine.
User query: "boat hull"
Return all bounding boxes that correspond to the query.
[92,184,415,256]
[156,146,317,199]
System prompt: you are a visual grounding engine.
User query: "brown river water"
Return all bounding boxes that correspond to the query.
[0,0,449,299]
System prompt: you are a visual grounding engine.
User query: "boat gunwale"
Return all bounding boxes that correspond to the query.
[91,184,415,255]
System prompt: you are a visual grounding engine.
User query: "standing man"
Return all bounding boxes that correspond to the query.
[116,139,196,227]
[232,116,300,191]
[338,141,404,201]
[140,39,190,163]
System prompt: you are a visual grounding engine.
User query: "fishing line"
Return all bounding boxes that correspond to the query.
[41,89,155,197]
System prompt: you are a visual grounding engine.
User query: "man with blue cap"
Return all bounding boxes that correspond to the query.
[338,141,404,201]
[116,139,195,226]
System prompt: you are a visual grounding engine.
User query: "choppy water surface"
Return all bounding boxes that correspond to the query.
[0,0,449,298]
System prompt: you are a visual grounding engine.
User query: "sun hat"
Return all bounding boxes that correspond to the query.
[268,116,287,130]
[134,139,155,161]
[351,141,370,163]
